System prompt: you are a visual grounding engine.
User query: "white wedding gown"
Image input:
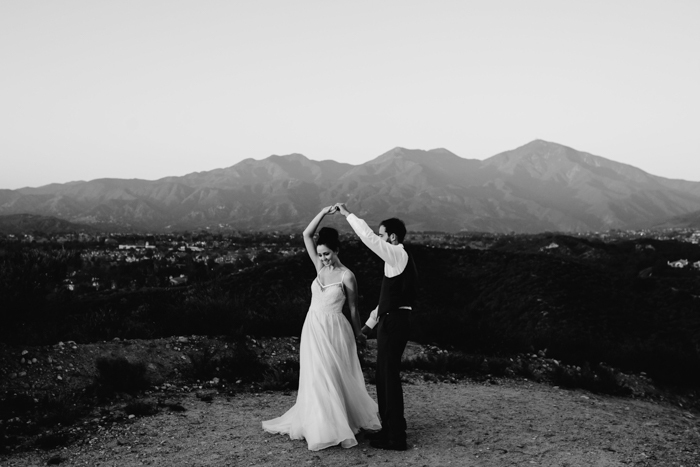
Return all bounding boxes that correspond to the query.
[262,270,381,451]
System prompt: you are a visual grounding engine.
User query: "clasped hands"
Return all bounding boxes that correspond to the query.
[324,203,350,217]
[355,332,367,350]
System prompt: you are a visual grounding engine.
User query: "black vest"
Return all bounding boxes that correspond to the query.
[377,252,416,317]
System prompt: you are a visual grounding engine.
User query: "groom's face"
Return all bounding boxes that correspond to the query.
[379,225,390,243]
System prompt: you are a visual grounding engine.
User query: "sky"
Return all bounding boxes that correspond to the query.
[1,0,699,189]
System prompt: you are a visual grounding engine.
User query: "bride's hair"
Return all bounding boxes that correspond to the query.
[317,227,340,252]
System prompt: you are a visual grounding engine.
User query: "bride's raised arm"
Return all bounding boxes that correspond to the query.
[302,206,336,272]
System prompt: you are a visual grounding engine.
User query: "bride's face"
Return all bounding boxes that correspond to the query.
[317,244,338,267]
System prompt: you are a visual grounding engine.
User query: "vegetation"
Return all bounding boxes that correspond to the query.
[2,231,700,453]
[260,359,301,392]
[0,389,91,452]
[1,232,699,390]
[186,338,269,383]
[95,356,150,396]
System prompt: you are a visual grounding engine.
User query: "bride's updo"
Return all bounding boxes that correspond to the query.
[317,227,340,252]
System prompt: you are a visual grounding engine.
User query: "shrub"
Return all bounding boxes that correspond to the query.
[35,393,87,428]
[186,346,220,381]
[216,342,268,382]
[551,362,631,396]
[0,393,34,420]
[260,359,300,391]
[95,356,150,395]
[0,391,89,453]
[512,359,540,381]
[402,352,485,375]
[35,432,73,451]
[124,400,159,417]
[484,356,511,377]
[186,340,268,383]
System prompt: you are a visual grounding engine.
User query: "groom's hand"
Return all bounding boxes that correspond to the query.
[356,333,367,349]
[335,203,351,217]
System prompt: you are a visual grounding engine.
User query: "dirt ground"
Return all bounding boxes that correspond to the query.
[2,336,699,466]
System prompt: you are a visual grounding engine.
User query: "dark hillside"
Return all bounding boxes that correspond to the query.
[0,214,99,235]
[2,235,699,387]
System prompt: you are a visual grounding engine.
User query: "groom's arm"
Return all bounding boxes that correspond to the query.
[347,214,407,269]
[336,205,407,270]
[362,307,379,334]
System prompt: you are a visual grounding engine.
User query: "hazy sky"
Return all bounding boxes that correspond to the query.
[2,0,699,189]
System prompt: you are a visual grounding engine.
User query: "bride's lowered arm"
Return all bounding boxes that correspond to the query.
[303,206,336,272]
[343,270,365,343]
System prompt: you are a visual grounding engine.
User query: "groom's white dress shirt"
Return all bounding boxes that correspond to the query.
[346,213,410,329]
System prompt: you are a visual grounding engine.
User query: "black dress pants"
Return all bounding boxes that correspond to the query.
[375,311,410,442]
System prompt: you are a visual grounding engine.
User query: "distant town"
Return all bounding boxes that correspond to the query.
[0,227,699,295]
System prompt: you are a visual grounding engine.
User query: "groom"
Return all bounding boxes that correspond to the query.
[336,203,416,451]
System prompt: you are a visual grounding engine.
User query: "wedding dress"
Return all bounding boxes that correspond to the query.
[262,269,381,450]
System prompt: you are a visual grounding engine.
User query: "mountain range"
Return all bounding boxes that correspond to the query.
[2,140,700,233]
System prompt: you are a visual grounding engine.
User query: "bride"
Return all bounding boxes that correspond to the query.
[262,206,381,451]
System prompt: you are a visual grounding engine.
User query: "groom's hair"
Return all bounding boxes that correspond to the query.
[380,218,407,243]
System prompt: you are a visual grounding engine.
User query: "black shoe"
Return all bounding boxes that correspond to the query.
[370,439,408,451]
[364,430,387,441]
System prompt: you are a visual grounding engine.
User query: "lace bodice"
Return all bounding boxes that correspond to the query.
[309,271,346,315]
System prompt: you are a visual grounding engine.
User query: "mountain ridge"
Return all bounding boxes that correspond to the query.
[4,140,700,233]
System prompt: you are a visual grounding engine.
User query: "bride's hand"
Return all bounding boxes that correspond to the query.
[324,205,338,215]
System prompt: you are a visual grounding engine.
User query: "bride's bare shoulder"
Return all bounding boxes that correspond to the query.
[341,267,356,280]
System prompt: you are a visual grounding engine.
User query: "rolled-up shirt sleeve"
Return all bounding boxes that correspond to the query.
[365,307,379,329]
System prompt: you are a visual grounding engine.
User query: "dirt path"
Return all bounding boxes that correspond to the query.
[3,376,699,467]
